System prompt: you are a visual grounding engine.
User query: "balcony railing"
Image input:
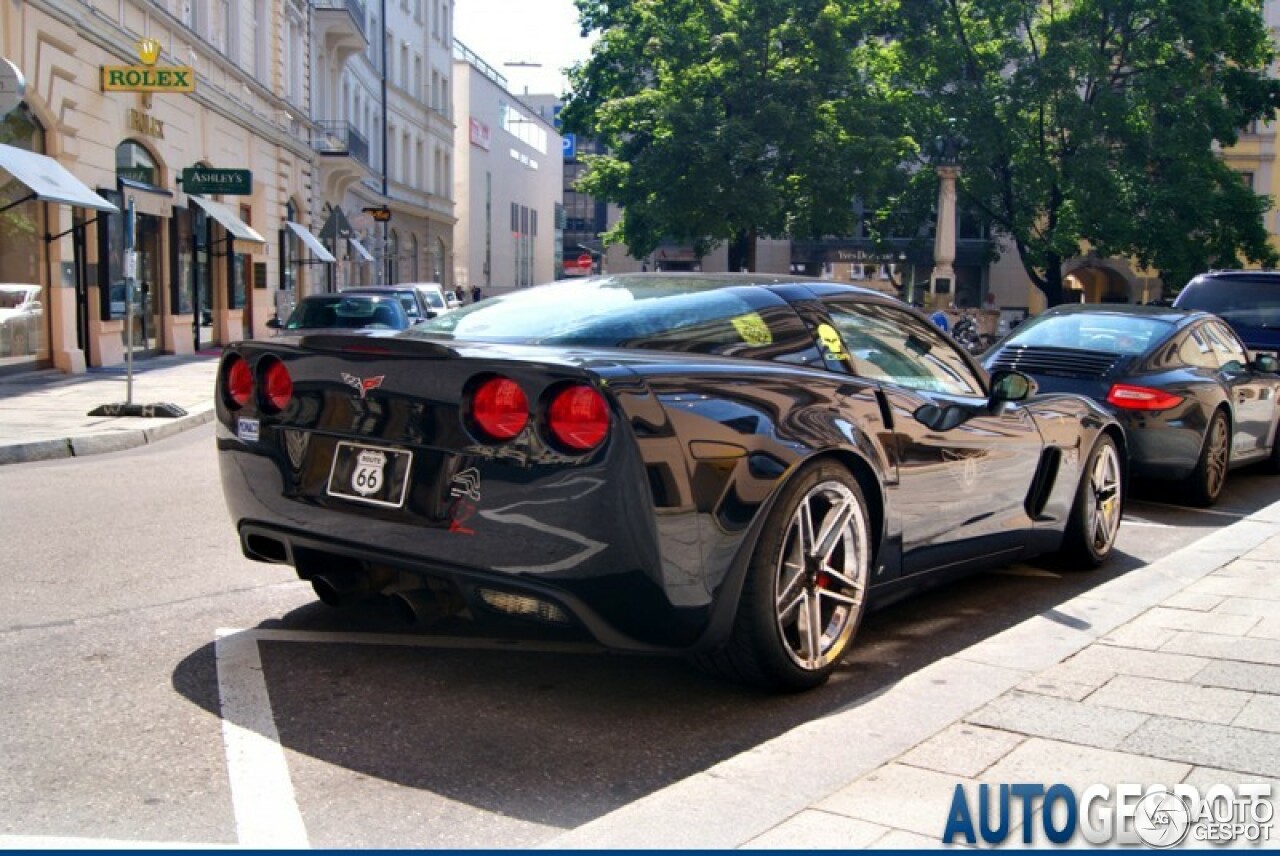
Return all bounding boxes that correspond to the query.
[312,0,368,40]
[312,120,372,170]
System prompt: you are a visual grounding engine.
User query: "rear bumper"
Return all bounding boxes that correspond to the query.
[236,519,682,654]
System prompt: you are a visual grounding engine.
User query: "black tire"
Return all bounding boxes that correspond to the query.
[692,461,872,692]
[1059,434,1123,568]
[1182,410,1230,507]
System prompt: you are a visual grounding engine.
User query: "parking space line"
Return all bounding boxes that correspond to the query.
[213,627,607,847]
[215,629,310,849]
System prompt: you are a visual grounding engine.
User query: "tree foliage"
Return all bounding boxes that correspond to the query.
[564,0,1280,301]
[891,0,1280,301]
[561,0,908,265]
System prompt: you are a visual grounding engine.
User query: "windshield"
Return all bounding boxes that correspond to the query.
[1006,312,1172,355]
[404,274,819,360]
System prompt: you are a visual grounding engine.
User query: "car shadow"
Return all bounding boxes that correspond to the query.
[171,537,1157,832]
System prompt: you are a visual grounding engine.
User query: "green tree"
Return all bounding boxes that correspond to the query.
[892,0,1280,304]
[561,0,907,268]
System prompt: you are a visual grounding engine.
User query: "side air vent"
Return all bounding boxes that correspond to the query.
[986,345,1120,378]
[1024,447,1063,520]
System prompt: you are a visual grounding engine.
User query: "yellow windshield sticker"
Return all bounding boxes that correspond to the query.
[731,313,773,346]
[817,323,846,359]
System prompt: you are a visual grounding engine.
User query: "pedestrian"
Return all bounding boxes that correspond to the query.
[471,285,482,303]
[454,285,464,304]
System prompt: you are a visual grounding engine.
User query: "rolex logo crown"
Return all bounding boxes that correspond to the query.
[135,38,163,66]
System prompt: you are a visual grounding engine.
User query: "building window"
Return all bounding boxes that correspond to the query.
[254,0,269,79]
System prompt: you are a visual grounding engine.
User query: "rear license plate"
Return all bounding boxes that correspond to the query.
[326,442,413,508]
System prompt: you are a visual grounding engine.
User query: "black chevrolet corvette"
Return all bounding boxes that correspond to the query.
[216,274,1126,691]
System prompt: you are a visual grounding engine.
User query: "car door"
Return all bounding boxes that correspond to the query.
[1204,319,1277,460]
[822,299,1044,575]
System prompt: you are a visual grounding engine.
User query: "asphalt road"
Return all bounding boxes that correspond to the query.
[0,424,1274,847]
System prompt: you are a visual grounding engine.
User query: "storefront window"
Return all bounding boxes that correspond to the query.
[0,107,46,362]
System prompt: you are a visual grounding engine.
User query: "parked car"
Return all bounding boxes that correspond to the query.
[341,285,435,323]
[0,284,43,357]
[398,282,455,315]
[983,303,1280,507]
[269,293,412,332]
[217,273,1125,691]
[1173,270,1280,355]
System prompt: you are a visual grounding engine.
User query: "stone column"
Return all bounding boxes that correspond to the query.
[930,164,959,310]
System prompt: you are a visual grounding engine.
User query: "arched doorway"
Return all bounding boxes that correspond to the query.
[1064,263,1133,304]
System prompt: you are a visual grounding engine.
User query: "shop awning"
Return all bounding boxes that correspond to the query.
[285,221,336,262]
[0,143,118,213]
[189,195,265,243]
[348,236,374,262]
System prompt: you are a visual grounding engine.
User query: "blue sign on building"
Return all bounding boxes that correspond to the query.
[562,133,577,161]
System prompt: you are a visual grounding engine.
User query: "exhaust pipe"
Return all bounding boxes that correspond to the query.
[392,588,453,626]
[308,563,397,607]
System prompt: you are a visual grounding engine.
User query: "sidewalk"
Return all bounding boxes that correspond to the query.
[549,502,1280,849]
[0,353,219,465]
[1,355,1277,848]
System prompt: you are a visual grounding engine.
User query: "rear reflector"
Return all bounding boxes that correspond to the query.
[225,355,252,409]
[1106,383,1184,411]
[546,384,609,451]
[471,376,529,441]
[477,588,570,624]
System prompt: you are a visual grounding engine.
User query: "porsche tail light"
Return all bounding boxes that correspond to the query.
[260,357,293,412]
[224,355,252,409]
[471,376,529,441]
[546,384,609,452]
[1106,383,1184,411]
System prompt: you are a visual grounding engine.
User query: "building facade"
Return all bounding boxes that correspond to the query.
[452,46,560,296]
[0,0,457,376]
[0,0,321,374]
[308,0,455,299]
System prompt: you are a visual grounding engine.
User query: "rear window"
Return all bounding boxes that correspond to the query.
[1006,312,1172,355]
[406,275,820,362]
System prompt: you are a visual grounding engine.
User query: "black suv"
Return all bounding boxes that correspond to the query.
[1174,270,1280,354]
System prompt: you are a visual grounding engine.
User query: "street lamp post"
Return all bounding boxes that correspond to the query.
[929,122,964,311]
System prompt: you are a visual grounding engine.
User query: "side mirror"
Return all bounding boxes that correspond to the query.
[1254,354,1279,373]
[266,317,283,329]
[990,369,1037,403]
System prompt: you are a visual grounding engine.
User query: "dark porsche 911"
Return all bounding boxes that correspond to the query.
[983,304,1280,507]
[217,274,1126,691]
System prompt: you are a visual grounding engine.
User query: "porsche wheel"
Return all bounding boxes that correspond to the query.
[697,461,871,691]
[1183,410,1229,507]
[1060,434,1123,568]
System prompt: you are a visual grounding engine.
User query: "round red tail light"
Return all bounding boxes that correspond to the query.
[225,355,252,409]
[261,357,293,412]
[546,384,609,451]
[471,376,529,441]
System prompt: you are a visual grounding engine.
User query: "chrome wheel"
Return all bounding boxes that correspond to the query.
[774,479,869,671]
[1085,440,1123,554]
[1203,414,1229,500]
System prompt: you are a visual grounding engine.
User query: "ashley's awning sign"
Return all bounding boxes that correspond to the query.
[102,38,194,93]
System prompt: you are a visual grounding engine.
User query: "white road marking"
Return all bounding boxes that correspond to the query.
[215,629,310,849]
[213,627,606,847]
